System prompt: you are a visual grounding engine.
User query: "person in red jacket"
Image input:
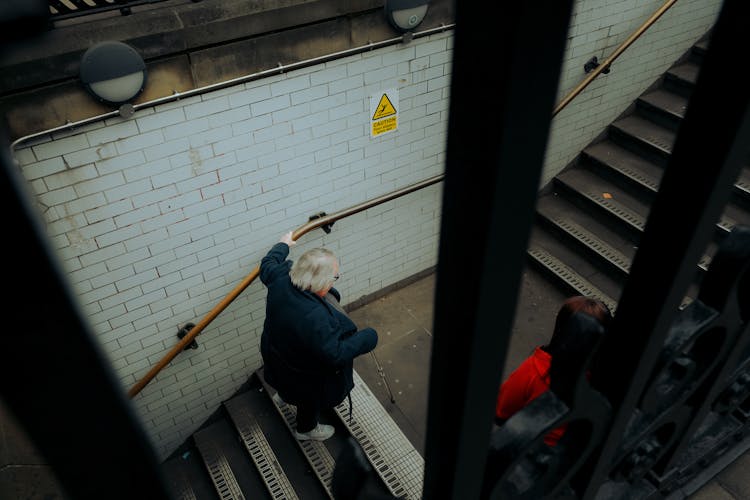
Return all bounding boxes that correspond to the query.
[494,295,612,446]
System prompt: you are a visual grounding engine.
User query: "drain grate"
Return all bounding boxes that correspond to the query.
[194,438,245,500]
[229,405,298,500]
[528,245,618,313]
[269,392,336,499]
[334,371,424,499]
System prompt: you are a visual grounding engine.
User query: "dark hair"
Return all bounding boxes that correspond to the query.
[546,296,612,358]
[547,296,613,403]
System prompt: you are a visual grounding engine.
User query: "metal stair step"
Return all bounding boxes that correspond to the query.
[162,451,218,500]
[554,167,651,239]
[333,370,425,500]
[193,419,267,500]
[610,114,677,159]
[667,61,701,85]
[536,194,636,278]
[637,88,689,129]
[255,370,338,499]
[224,386,330,500]
[663,60,701,96]
[582,139,664,197]
[526,241,619,314]
[735,167,750,198]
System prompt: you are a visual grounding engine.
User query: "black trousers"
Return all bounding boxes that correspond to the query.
[296,401,321,432]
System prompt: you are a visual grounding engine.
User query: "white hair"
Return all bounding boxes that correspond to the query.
[289,248,338,293]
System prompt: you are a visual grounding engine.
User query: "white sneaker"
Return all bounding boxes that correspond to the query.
[272,392,285,406]
[295,423,335,441]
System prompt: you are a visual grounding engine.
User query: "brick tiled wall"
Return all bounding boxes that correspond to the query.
[544,0,722,187]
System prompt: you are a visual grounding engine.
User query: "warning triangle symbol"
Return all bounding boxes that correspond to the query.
[372,94,397,120]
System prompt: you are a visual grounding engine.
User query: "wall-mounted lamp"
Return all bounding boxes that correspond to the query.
[79,41,146,108]
[384,0,429,33]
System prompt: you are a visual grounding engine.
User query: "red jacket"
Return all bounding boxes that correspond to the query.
[495,347,565,446]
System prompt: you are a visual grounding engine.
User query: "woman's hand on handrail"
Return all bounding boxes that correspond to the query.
[280,231,296,246]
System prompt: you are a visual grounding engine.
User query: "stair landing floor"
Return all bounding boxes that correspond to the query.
[348,266,750,500]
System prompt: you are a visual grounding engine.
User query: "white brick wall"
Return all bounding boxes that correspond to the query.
[11,0,721,458]
[543,0,722,186]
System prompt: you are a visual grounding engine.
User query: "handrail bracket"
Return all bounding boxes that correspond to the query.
[309,212,335,234]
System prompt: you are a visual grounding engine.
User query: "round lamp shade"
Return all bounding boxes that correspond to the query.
[385,0,429,32]
[80,41,146,106]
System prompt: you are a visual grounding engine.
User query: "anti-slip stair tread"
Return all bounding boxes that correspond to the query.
[162,453,217,500]
[254,370,337,499]
[536,194,637,277]
[555,168,651,235]
[638,88,690,121]
[611,114,677,156]
[224,387,329,500]
[721,203,750,233]
[582,140,664,194]
[736,167,750,197]
[694,38,709,56]
[666,61,701,86]
[333,370,424,500]
[255,368,402,500]
[526,240,619,314]
[193,419,267,500]
[530,225,625,297]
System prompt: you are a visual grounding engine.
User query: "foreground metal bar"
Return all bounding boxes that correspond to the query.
[0,125,173,498]
[1,4,172,498]
[582,1,750,497]
[422,2,574,498]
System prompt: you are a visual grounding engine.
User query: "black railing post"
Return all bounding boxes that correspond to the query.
[580,1,750,497]
[423,1,574,498]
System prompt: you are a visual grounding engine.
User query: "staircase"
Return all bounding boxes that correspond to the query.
[160,369,423,499]
[528,33,750,312]
[159,32,750,500]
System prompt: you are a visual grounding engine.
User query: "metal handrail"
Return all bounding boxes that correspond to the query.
[129,0,681,397]
[128,174,445,397]
[552,0,679,117]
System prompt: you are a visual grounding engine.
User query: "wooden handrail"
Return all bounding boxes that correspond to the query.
[128,174,445,397]
[552,0,679,117]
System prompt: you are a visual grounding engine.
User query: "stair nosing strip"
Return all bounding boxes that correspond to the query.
[227,404,300,500]
[333,371,424,499]
[558,177,646,233]
[261,384,337,500]
[194,438,245,500]
[527,244,618,314]
[537,212,632,275]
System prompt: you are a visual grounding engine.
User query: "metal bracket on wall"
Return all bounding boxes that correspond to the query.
[584,56,610,74]
[309,212,334,233]
[177,323,198,351]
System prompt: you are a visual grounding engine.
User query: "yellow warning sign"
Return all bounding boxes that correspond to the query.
[372,94,397,120]
[372,116,398,136]
[370,89,399,137]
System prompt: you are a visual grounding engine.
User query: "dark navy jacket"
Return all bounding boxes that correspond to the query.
[259,242,378,408]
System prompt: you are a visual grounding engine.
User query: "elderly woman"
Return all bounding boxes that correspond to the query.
[259,231,378,441]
